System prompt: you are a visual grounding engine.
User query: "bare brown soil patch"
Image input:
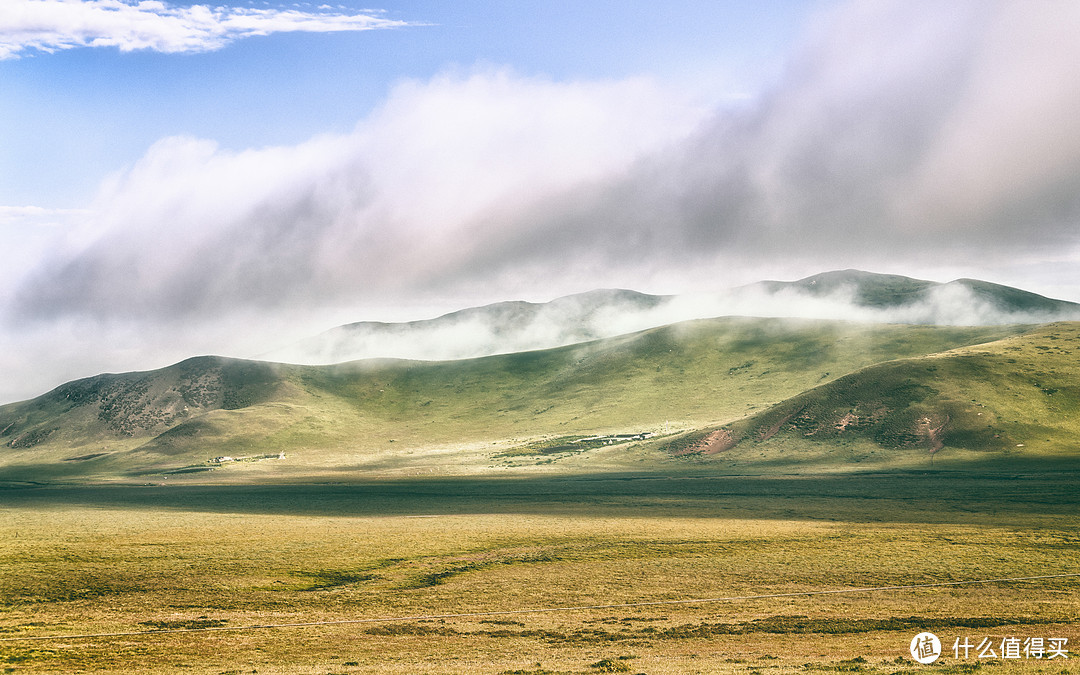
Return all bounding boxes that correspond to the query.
[671,429,739,455]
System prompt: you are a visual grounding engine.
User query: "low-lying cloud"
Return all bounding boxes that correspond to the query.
[266,281,1080,366]
[4,0,1080,403]
[0,0,408,59]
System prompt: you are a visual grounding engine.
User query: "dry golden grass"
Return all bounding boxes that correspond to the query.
[1,473,1077,673]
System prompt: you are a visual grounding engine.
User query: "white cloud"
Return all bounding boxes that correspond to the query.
[11,68,708,322]
[0,204,87,225]
[0,68,709,403]
[453,0,1080,282]
[903,1,1080,233]
[0,205,87,304]
[0,0,409,59]
[5,0,1080,404]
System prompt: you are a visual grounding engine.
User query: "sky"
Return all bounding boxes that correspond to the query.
[2,0,1080,403]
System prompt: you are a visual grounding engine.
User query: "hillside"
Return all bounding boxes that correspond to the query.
[264,288,670,364]
[668,322,1080,469]
[758,269,1080,315]
[264,271,1080,366]
[757,270,938,307]
[0,356,280,447]
[0,318,1035,482]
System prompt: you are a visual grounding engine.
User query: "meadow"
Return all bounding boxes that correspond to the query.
[1,469,1077,674]
[2,319,1078,672]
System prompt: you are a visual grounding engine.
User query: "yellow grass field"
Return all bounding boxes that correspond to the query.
[1,472,1077,674]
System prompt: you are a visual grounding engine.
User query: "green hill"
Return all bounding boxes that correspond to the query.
[263,287,671,364]
[262,271,1080,367]
[0,318,1048,482]
[759,269,1080,315]
[668,322,1080,469]
[759,269,938,307]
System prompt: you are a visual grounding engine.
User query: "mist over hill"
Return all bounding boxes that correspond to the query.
[1,317,1043,480]
[265,270,1080,365]
[263,288,670,365]
[3,270,1079,483]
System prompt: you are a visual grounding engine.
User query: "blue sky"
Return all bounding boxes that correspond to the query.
[1,1,811,206]
[2,0,1080,403]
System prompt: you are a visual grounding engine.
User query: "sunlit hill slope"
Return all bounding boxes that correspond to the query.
[668,322,1080,469]
[5,316,1077,481]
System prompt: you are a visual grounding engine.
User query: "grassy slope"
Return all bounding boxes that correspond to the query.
[761,269,938,307]
[763,269,1080,314]
[667,322,1080,469]
[0,318,1050,481]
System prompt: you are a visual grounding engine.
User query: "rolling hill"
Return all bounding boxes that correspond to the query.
[757,269,1080,315]
[667,322,1080,469]
[4,270,1079,483]
[265,270,1080,365]
[263,288,671,364]
[0,316,1063,482]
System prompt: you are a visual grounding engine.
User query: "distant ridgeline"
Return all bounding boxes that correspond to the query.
[2,271,1079,481]
[264,270,1080,366]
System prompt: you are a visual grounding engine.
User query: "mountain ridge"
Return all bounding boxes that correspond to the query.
[759,269,1077,314]
[265,270,1080,366]
[4,270,1079,482]
[1,316,1064,481]
[262,287,669,365]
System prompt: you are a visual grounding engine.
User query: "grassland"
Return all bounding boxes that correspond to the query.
[1,318,1078,673]
[1,471,1078,673]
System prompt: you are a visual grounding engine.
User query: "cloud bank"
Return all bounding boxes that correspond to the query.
[13,69,708,321]
[462,1,1080,280]
[266,281,1080,367]
[0,0,408,59]
[5,0,1080,402]
[16,0,1080,323]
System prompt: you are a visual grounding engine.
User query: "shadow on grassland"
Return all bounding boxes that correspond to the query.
[1,462,1077,525]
